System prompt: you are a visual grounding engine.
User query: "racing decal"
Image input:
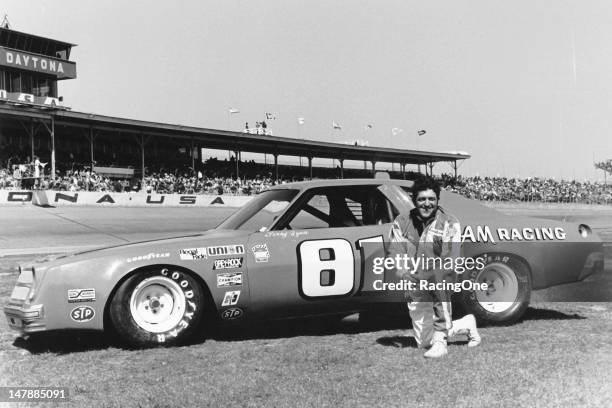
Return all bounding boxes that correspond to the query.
[70,306,95,322]
[126,252,170,263]
[67,288,96,303]
[207,245,245,257]
[264,230,308,239]
[221,308,244,320]
[252,243,270,263]
[179,247,208,260]
[213,258,243,270]
[461,226,567,243]
[221,290,241,306]
[298,239,354,298]
[216,272,243,287]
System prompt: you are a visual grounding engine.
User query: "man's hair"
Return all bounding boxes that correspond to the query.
[411,176,441,202]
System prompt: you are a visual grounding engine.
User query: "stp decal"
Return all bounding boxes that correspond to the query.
[70,306,95,322]
[221,308,244,320]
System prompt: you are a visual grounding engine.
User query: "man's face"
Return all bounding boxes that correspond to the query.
[414,188,438,220]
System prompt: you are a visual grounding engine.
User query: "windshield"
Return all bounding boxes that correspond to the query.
[216,189,300,231]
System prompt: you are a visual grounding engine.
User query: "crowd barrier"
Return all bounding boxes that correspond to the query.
[0,190,254,208]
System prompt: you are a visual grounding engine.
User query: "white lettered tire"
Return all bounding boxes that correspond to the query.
[458,253,532,323]
[110,267,204,347]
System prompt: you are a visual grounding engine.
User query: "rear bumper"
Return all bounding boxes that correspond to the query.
[4,303,46,334]
[578,251,604,281]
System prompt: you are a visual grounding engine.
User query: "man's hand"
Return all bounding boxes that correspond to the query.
[433,235,443,256]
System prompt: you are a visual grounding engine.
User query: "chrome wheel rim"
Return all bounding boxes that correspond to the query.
[475,263,519,313]
[129,276,185,333]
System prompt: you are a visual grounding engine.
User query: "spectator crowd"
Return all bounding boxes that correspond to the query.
[1,161,611,204]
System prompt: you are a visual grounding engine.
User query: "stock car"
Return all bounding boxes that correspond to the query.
[4,178,604,347]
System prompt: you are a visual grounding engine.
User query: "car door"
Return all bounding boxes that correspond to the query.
[246,184,401,318]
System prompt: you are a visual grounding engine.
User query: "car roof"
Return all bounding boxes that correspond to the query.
[268,178,414,190]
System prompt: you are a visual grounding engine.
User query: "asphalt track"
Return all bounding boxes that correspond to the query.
[0,206,236,256]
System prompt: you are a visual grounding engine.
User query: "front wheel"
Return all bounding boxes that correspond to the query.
[458,253,532,324]
[110,267,205,347]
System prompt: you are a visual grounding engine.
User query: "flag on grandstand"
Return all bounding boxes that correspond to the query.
[365,124,373,130]
[417,129,427,136]
[391,127,403,136]
[297,117,305,125]
[266,112,277,120]
[228,108,240,114]
[332,121,342,130]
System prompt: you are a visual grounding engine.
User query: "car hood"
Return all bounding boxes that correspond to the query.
[32,229,250,268]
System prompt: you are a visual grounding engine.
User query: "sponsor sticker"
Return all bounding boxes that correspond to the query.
[207,245,245,257]
[252,243,270,263]
[126,253,170,263]
[221,290,241,306]
[179,247,208,260]
[216,272,243,287]
[213,258,243,270]
[221,308,244,320]
[67,288,96,303]
[70,306,95,322]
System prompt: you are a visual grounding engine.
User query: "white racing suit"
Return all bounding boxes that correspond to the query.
[388,207,462,348]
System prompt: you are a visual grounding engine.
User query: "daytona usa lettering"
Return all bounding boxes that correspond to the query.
[207,245,245,256]
[461,226,566,243]
[216,272,243,287]
[213,258,243,270]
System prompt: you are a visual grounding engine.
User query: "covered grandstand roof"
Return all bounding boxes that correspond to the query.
[0,103,470,165]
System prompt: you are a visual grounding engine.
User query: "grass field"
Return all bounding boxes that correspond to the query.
[1,270,612,407]
[1,206,611,407]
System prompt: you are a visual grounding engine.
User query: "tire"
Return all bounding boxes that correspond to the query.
[110,267,205,347]
[458,253,532,324]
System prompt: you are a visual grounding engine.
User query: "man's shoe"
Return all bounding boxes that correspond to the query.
[423,332,448,358]
[449,314,481,347]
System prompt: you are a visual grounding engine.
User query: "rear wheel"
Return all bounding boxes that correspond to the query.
[459,254,532,323]
[110,267,205,347]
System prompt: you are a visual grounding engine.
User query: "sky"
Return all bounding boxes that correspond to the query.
[3,0,612,180]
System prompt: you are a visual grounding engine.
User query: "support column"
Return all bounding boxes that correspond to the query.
[191,137,195,175]
[371,161,376,176]
[89,127,95,171]
[308,157,313,180]
[401,163,406,180]
[274,153,279,182]
[30,120,35,160]
[339,158,344,179]
[428,162,434,177]
[51,117,55,180]
[235,150,240,179]
[141,133,145,189]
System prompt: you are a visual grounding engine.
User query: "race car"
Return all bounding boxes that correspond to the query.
[4,178,604,347]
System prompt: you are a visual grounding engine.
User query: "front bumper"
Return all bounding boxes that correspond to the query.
[4,303,46,334]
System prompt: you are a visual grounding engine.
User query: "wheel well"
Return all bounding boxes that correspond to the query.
[471,252,532,283]
[103,264,215,333]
